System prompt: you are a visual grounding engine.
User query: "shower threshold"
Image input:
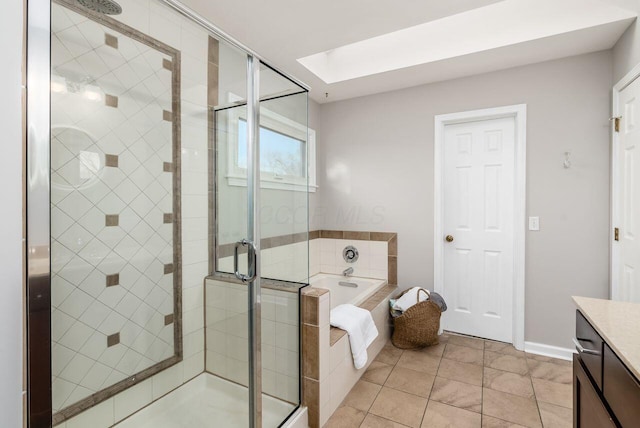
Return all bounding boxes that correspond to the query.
[114,373,295,428]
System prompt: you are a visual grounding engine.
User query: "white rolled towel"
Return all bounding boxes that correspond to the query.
[392,286,429,312]
[330,304,379,370]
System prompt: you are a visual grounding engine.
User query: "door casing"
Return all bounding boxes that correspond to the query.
[434,104,527,350]
[611,62,640,302]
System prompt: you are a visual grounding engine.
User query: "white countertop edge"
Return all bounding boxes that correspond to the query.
[573,296,640,380]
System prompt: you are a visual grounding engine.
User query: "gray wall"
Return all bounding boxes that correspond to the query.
[0,0,24,425]
[316,51,613,349]
[612,0,640,82]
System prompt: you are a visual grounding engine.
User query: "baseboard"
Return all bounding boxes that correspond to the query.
[524,341,576,361]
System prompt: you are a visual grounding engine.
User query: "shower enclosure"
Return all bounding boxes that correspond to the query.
[26,0,310,426]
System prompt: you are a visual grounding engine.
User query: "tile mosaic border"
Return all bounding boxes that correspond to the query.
[51,0,183,424]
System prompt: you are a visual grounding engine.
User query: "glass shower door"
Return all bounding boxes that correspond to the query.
[209,60,309,427]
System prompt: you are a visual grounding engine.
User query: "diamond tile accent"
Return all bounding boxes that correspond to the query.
[163,213,173,223]
[163,161,173,172]
[106,273,119,287]
[105,94,119,108]
[105,153,118,167]
[107,332,120,347]
[164,314,174,326]
[104,33,118,49]
[163,263,174,274]
[50,2,180,414]
[105,214,119,227]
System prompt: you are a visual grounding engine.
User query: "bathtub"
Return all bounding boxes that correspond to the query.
[309,273,387,309]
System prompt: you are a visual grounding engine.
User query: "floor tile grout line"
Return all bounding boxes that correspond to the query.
[480,340,484,427]
[530,371,546,428]
[359,409,412,428]
[418,341,446,428]
[358,345,403,426]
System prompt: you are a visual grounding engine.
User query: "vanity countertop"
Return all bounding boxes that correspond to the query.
[573,296,640,379]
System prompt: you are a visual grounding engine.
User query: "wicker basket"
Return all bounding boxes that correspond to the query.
[391,288,442,349]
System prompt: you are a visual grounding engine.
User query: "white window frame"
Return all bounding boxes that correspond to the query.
[225,98,317,193]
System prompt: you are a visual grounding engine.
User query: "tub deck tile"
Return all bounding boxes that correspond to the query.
[330,327,347,346]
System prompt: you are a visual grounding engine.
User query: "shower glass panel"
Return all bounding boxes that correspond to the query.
[50,0,183,422]
[44,0,308,426]
[258,64,309,415]
[208,62,309,427]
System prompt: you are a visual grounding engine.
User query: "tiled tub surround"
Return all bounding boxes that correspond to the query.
[315,231,397,284]
[217,230,397,284]
[205,278,303,404]
[302,284,398,428]
[52,0,212,425]
[51,1,183,420]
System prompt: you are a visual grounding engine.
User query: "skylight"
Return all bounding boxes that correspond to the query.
[297,0,636,84]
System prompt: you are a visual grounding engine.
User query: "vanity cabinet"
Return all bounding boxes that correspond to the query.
[573,354,616,428]
[574,309,640,428]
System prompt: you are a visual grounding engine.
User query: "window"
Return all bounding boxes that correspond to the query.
[237,120,306,178]
[225,106,317,192]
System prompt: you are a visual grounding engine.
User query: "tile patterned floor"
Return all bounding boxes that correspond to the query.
[324,333,573,428]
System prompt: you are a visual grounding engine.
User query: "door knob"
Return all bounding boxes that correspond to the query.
[445,235,454,243]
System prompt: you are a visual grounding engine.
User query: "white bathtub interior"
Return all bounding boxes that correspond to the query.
[310,273,387,309]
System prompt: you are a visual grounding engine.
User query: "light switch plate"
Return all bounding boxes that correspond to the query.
[529,216,540,231]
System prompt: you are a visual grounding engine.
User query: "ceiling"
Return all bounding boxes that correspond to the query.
[182,0,637,103]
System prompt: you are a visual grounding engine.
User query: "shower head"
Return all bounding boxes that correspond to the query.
[76,0,122,15]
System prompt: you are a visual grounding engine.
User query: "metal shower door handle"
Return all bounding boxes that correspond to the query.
[234,239,258,282]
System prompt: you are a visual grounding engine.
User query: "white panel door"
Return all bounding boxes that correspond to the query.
[442,117,515,342]
[616,77,640,302]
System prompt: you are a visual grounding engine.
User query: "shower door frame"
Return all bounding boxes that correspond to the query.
[25,1,310,427]
[26,0,53,426]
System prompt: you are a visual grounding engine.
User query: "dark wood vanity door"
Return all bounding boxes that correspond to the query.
[603,344,640,428]
[574,355,617,428]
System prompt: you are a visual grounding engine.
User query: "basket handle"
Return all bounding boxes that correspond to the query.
[417,288,429,303]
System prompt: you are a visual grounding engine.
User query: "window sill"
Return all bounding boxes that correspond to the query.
[226,175,317,192]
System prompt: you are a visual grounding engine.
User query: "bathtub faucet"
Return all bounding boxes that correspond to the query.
[342,267,354,277]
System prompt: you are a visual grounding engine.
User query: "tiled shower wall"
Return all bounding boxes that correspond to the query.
[53,0,210,425]
[51,3,179,413]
